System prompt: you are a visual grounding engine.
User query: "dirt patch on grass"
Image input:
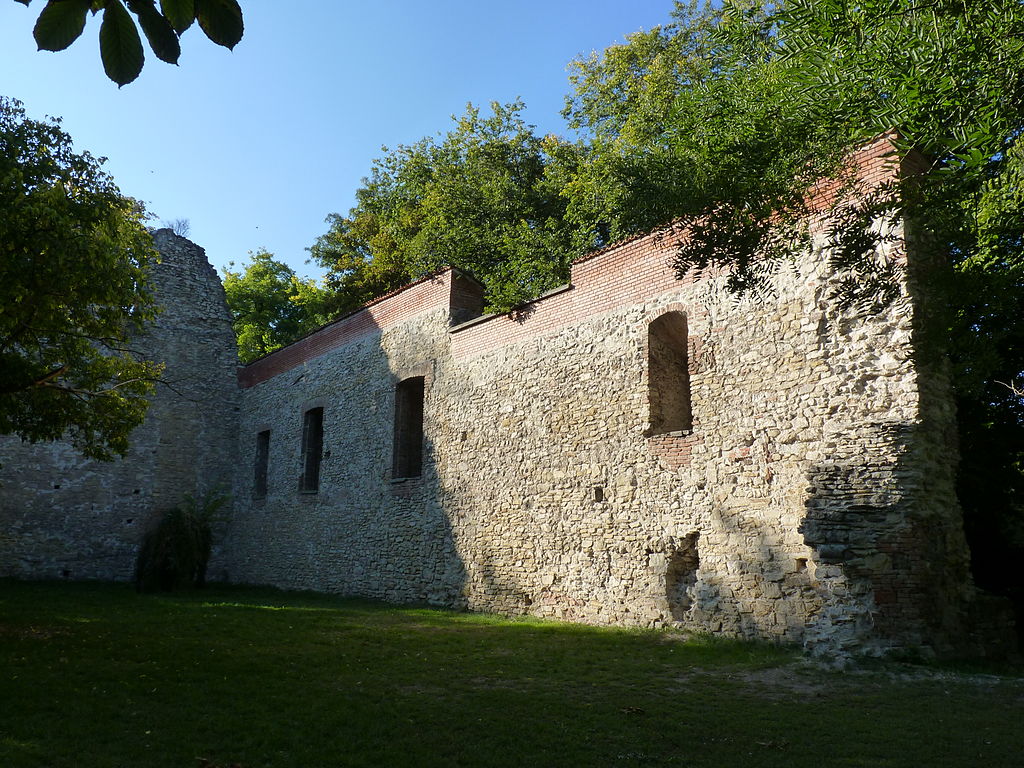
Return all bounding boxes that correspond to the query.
[664,661,841,699]
[715,659,1024,701]
[470,676,529,690]
[729,665,838,698]
[0,623,67,641]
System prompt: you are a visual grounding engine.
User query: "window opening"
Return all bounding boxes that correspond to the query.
[300,408,323,493]
[648,312,692,434]
[254,429,270,498]
[393,377,425,478]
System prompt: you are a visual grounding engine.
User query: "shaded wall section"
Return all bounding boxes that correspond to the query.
[216,272,469,603]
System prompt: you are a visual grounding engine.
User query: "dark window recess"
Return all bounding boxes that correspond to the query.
[648,311,692,434]
[254,429,270,498]
[299,408,324,493]
[393,377,425,478]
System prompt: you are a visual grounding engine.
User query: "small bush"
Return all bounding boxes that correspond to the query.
[135,492,227,592]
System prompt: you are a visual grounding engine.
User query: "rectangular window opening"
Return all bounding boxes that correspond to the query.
[254,429,270,498]
[300,407,324,493]
[393,377,425,479]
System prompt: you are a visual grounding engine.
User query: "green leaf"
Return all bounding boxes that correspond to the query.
[128,0,179,64]
[15,0,31,6]
[195,0,242,49]
[159,0,193,34]
[33,0,92,52]
[99,0,144,86]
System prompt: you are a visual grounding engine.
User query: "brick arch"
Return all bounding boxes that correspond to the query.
[641,302,690,328]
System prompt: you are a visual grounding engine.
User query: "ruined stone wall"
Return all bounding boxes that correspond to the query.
[0,230,239,581]
[219,217,978,655]
[1,142,991,656]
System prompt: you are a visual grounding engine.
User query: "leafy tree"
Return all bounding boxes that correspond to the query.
[0,97,161,459]
[565,0,1023,292]
[12,0,244,86]
[221,249,329,363]
[306,212,419,321]
[562,1,851,293]
[309,101,581,315]
[564,0,1024,612]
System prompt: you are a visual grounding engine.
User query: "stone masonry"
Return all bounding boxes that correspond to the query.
[1,145,1007,656]
[219,142,998,656]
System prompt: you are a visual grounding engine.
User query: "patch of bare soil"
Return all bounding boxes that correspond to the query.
[0,623,67,640]
[725,659,1024,701]
[727,664,838,698]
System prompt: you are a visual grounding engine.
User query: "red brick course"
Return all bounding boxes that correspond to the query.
[449,233,704,361]
[240,136,909,386]
[239,271,458,388]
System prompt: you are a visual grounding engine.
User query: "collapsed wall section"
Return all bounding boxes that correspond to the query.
[0,230,239,581]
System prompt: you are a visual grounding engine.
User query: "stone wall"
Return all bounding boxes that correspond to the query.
[218,200,984,655]
[1,144,1003,656]
[0,230,239,581]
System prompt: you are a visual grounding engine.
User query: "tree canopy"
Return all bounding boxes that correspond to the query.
[13,0,244,85]
[0,97,161,459]
[308,101,582,315]
[222,249,330,364]
[561,1,1013,295]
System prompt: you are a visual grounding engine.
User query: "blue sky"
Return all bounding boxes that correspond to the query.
[2,1,674,278]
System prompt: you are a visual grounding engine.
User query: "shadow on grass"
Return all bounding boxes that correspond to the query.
[1,581,1022,768]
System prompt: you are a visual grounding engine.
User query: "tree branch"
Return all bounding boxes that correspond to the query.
[995,379,1024,398]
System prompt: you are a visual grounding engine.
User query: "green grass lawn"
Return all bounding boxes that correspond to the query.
[0,581,1021,768]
